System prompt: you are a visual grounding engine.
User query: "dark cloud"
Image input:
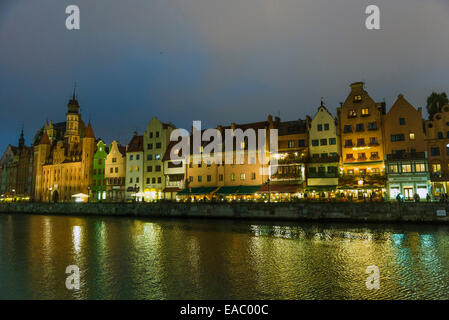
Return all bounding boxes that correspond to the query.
[1,0,448,150]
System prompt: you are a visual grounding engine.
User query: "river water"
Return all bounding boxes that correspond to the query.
[0,214,448,299]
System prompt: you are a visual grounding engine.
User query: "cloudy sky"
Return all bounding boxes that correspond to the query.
[1,0,448,150]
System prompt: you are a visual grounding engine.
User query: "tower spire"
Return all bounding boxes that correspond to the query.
[18,124,25,148]
[73,81,77,100]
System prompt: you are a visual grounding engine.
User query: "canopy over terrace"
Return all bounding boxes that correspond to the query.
[177,187,218,198]
[258,184,303,201]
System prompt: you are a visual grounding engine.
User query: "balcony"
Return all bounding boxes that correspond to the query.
[357,142,366,147]
[386,152,426,161]
[344,144,353,148]
[307,172,339,178]
[370,155,380,160]
[307,155,340,164]
[357,156,367,161]
[369,142,379,146]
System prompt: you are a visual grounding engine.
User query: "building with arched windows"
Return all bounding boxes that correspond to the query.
[33,90,95,202]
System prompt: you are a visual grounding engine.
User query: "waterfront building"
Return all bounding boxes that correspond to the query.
[91,140,108,202]
[162,140,185,200]
[306,103,340,198]
[0,146,16,198]
[105,140,126,202]
[0,130,34,201]
[143,117,175,201]
[33,91,96,202]
[383,94,430,200]
[336,82,386,200]
[265,116,309,201]
[125,133,144,201]
[180,118,273,200]
[424,104,449,196]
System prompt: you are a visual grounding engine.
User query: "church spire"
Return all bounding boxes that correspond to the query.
[73,81,77,100]
[18,125,25,149]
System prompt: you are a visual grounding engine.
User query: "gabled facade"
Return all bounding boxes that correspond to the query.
[143,117,175,201]
[125,133,144,201]
[91,140,108,202]
[105,140,126,202]
[424,104,449,196]
[336,82,386,200]
[383,94,430,200]
[306,103,340,196]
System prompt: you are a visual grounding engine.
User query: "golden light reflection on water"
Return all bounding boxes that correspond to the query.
[1,214,449,299]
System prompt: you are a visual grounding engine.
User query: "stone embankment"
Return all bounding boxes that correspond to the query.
[1,201,449,223]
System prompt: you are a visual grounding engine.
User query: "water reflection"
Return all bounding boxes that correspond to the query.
[1,214,449,299]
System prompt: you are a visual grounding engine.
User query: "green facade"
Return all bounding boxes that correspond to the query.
[91,140,108,202]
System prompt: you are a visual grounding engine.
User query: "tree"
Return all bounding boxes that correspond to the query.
[427,92,449,120]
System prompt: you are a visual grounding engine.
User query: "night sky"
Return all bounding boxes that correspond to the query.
[1,0,449,151]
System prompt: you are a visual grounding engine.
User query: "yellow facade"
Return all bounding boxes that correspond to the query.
[307,104,340,189]
[337,82,386,176]
[33,94,95,202]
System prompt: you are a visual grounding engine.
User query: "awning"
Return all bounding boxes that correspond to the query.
[235,185,262,195]
[305,185,338,191]
[163,187,182,193]
[258,184,299,193]
[215,186,240,195]
[177,187,218,196]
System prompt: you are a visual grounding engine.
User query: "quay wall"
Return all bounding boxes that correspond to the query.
[1,202,449,223]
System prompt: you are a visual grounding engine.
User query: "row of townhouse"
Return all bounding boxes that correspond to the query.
[1,81,448,202]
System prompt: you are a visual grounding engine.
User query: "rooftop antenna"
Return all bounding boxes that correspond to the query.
[320,97,325,107]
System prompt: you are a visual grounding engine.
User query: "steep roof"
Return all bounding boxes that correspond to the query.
[84,123,95,138]
[38,131,50,145]
[127,135,143,152]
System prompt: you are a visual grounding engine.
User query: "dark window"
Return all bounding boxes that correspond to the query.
[399,118,406,125]
[324,123,329,131]
[147,154,152,161]
[329,138,336,145]
[391,134,405,142]
[157,177,161,183]
[344,139,353,147]
[357,138,365,146]
[431,147,440,156]
[438,132,444,139]
[152,177,156,183]
[344,125,352,133]
[298,139,306,147]
[312,139,319,146]
[356,123,364,132]
[155,165,161,172]
[317,124,322,131]
[148,144,153,149]
[368,122,377,130]
[156,132,160,138]
[207,175,211,182]
[156,142,161,148]
[369,137,378,145]
[146,178,150,184]
[320,139,327,146]
[147,166,152,172]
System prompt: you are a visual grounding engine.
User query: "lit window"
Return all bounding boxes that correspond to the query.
[402,164,412,173]
[240,173,246,181]
[361,108,369,116]
[409,133,415,140]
